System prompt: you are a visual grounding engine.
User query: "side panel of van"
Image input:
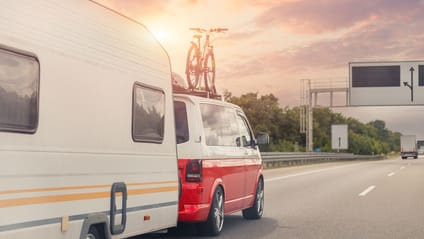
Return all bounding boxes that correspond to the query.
[0,1,178,238]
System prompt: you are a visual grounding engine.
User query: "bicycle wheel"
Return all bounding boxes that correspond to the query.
[204,52,216,95]
[185,44,201,90]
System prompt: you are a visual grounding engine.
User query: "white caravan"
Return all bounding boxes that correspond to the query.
[0,1,178,238]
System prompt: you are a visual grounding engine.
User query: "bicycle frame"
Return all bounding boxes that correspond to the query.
[186,28,227,94]
[191,32,212,68]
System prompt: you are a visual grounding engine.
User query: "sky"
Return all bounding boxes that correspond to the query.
[98,0,424,139]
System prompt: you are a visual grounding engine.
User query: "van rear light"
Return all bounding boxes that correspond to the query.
[186,160,202,182]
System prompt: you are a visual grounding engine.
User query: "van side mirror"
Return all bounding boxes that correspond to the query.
[256,132,269,145]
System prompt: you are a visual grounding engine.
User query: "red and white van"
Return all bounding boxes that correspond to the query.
[173,93,268,236]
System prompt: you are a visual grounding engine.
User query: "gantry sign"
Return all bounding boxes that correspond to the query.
[300,61,424,152]
[349,61,424,106]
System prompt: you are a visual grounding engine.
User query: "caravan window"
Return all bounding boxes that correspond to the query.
[132,83,165,143]
[0,48,39,133]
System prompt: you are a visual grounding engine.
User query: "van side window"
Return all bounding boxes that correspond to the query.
[174,101,189,144]
[236,114,253,147]
[0,48,39,133]
[132,83,165,143]
[200,104,239,146]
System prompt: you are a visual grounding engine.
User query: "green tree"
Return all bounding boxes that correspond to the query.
[225,90,400,154]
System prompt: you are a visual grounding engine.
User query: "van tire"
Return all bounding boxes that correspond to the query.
[198,187,224,236]
[86,226,101,239]
[242,178,264,220]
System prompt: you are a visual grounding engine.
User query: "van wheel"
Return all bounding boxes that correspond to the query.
[242,178,264,220]
[86,226,101,239]
[198,187,224,236]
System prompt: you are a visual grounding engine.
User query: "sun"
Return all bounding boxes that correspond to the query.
[151,29,170,45]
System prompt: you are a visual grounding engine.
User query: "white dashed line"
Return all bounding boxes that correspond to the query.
[388,172,395,177]
[359,185,376,197]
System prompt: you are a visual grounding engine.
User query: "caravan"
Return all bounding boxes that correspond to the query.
[0,1,178,238]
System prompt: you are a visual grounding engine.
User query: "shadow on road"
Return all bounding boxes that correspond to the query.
[133,215,279,238]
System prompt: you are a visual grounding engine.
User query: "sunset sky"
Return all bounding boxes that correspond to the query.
[99,0,424,139]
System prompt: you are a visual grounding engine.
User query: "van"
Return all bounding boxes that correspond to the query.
[174,92,268,236]
[0,1,178,238]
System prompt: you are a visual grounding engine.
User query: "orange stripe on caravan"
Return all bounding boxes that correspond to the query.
[0,186,178,208]
[0,180,177,195]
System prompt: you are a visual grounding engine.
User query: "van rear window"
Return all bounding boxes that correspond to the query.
[132,83,165,143]
[0,48,39,133]
[200,104,239,146]
[174,101,189,144]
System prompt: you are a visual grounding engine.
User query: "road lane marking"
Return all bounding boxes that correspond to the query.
[265,159,401,183]
[265,162,374,182]
[359,185,376,197]
[388,172,395,177]
[400,166,405,170]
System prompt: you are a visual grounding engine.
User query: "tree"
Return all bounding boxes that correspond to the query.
[225,90,400,154]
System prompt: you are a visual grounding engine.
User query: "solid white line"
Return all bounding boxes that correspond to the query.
[388,172,395,177]
[359,185,376,197]
[265,162,370,182]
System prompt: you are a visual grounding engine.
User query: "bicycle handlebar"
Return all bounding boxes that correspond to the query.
[189,27,228,33]
[209,28,228,33]
[189,27,207,33]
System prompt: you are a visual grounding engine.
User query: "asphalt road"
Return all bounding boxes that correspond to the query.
[137,156,424,239]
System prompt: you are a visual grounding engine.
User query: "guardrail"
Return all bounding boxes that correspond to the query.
[261,152,385,169]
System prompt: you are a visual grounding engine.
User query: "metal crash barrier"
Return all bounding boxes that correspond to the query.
[261,152,385,169]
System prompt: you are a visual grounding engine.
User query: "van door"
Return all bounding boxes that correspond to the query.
[236,113,260,207]
[200,103,246,212]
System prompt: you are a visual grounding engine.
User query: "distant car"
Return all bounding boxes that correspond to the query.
[174,93,269,236]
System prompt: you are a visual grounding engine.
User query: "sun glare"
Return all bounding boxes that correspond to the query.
[151,29,169,44]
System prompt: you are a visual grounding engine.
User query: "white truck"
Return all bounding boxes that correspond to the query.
[400,135,418,159]
[0,1,178,238]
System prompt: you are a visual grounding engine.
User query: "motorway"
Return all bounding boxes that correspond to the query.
[138,157,424,239]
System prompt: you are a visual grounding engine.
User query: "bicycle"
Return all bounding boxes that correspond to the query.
[185,27,228,95]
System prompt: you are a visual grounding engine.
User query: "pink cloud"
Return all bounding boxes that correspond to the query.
[221,17,424,80]
[255,0,423,34]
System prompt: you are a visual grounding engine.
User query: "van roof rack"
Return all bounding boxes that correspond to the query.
[172,84,222,100]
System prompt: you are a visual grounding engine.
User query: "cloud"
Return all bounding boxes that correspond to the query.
[255,0,423,34]
[221,16,424,81]
[217,13,424,105]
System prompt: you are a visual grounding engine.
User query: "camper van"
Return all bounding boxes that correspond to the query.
[0,1,178,238]
[174,93,268,236]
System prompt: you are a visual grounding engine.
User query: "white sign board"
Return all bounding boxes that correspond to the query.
[349,61,424,106]
[331,124,348,150]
